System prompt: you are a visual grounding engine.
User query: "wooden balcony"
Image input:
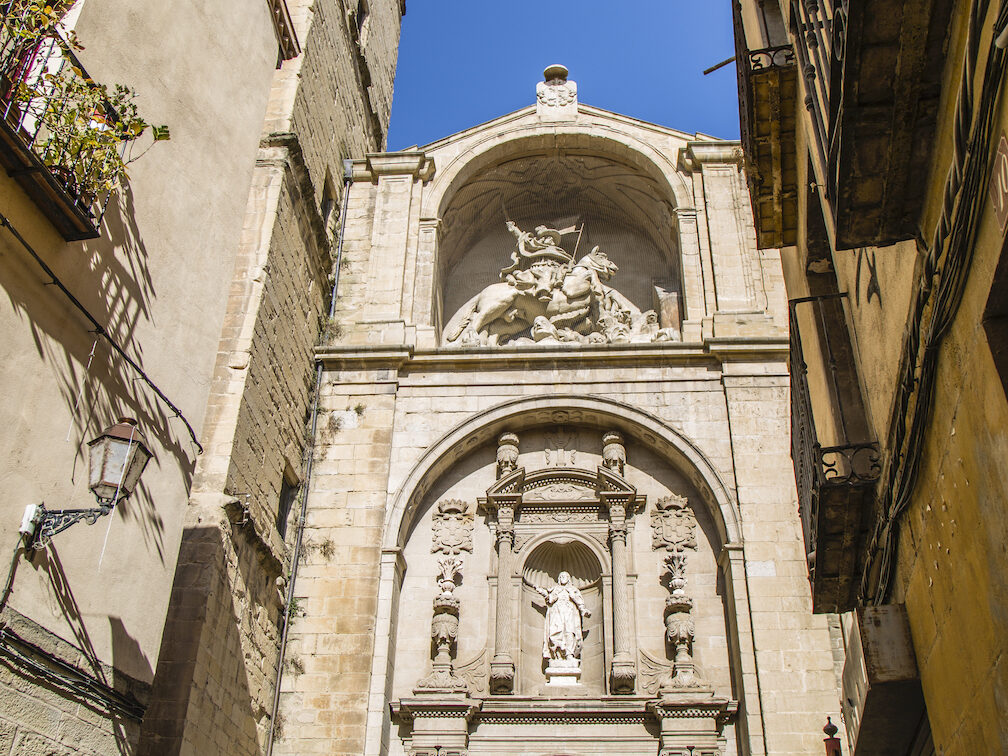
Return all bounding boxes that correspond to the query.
[733,2,798,249]
[792,0,954,249]
[790,294,881,612]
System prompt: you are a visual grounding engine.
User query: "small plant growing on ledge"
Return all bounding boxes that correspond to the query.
[320,315,344,343]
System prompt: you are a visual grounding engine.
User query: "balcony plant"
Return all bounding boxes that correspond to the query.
[2,0,169,207]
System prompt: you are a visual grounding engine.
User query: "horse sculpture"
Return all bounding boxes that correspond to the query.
[443,246,639,346]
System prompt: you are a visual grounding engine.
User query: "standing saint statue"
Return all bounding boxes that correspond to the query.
[534,571,591,667]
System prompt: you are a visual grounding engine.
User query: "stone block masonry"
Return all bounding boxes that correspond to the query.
[137,1,404,754]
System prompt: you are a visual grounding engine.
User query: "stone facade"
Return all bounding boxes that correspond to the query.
[272,70,841,755]
[0,0,402,754]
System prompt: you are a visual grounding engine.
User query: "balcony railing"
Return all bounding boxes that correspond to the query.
[0,3,122,240]
[790,0,845,195]
[789,293,880,612]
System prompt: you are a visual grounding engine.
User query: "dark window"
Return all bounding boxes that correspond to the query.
[276,473,299,539]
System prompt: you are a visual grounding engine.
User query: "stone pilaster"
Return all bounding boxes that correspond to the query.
[599,438,637,694]
[608,503,636,693]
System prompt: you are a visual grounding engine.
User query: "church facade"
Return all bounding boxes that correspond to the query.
[273,68,842,756]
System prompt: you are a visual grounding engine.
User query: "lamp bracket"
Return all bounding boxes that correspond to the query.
[25,500,116,550]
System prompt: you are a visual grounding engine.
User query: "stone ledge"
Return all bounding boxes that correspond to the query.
[476,695,652,724]
[0,607,150,717]
[315,338,788,369]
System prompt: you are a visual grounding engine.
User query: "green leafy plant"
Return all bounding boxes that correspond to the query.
[3,2,169,203]
[2,0,79,47]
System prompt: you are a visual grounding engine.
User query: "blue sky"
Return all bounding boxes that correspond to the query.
[387,0,741,150]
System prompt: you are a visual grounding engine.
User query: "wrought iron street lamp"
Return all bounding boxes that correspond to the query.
[18,418,152,550]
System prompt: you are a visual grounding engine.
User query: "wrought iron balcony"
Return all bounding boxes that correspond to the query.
[733,1,798,249]
[0,4,121,240]
[792,0,953,248]
[790,293,880,612]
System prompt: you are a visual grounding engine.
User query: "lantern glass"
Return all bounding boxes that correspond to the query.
[87,419,152,504]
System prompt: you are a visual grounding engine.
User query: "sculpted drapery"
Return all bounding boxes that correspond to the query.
[534,571,591,663]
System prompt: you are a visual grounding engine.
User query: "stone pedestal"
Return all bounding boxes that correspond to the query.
[545,660,582,686]
[646,694,738,756]
[391,697,480,756]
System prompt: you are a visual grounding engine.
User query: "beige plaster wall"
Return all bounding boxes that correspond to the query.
[0,0,404,753]
[0,0,279,752]
[139,1,405,754]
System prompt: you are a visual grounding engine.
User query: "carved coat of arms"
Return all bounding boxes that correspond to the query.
[650,493,697,551]
[431,499,474,555]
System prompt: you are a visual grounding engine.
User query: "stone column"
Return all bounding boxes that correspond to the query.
[608,501,636,693]
[600,430,636,693]
[489,432,521,694]
[489,501,516,693]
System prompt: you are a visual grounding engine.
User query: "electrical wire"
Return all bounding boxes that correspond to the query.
[0,625,145,721]
[0,212,203,454]
[0,542,144,720]
[861,0,1008,602]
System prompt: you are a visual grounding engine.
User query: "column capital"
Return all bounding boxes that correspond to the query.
[351,151,436,182]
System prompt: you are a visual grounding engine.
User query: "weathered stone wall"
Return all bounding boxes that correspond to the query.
[138,1,404,753]
[274,108,841,754]
[0,609,148,755]
[275,351,841,756]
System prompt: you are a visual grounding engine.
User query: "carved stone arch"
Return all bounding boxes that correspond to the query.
[383,394,742,553]
[514,528,611,577]
[422,122,694,221]
[367,396,754,755]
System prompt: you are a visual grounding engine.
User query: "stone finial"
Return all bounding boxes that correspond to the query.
[415,556,468,695]
[496,432,520,478]
[602,430,626,476]
[536,64,577,120]
[660,547,708,692]
[544,63,569,81]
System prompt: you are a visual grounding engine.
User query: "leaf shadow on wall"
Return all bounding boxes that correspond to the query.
[0,180,200,563]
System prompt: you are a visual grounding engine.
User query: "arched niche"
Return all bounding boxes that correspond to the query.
[520,536,605,694]
[373,400,758,756]
[424,130,692,341]
[387,423,733,694]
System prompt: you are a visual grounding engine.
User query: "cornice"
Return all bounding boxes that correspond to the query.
[351,151,436,182]
[314,338,787,369]
[267,0,300,60]
[677,141,744,173]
